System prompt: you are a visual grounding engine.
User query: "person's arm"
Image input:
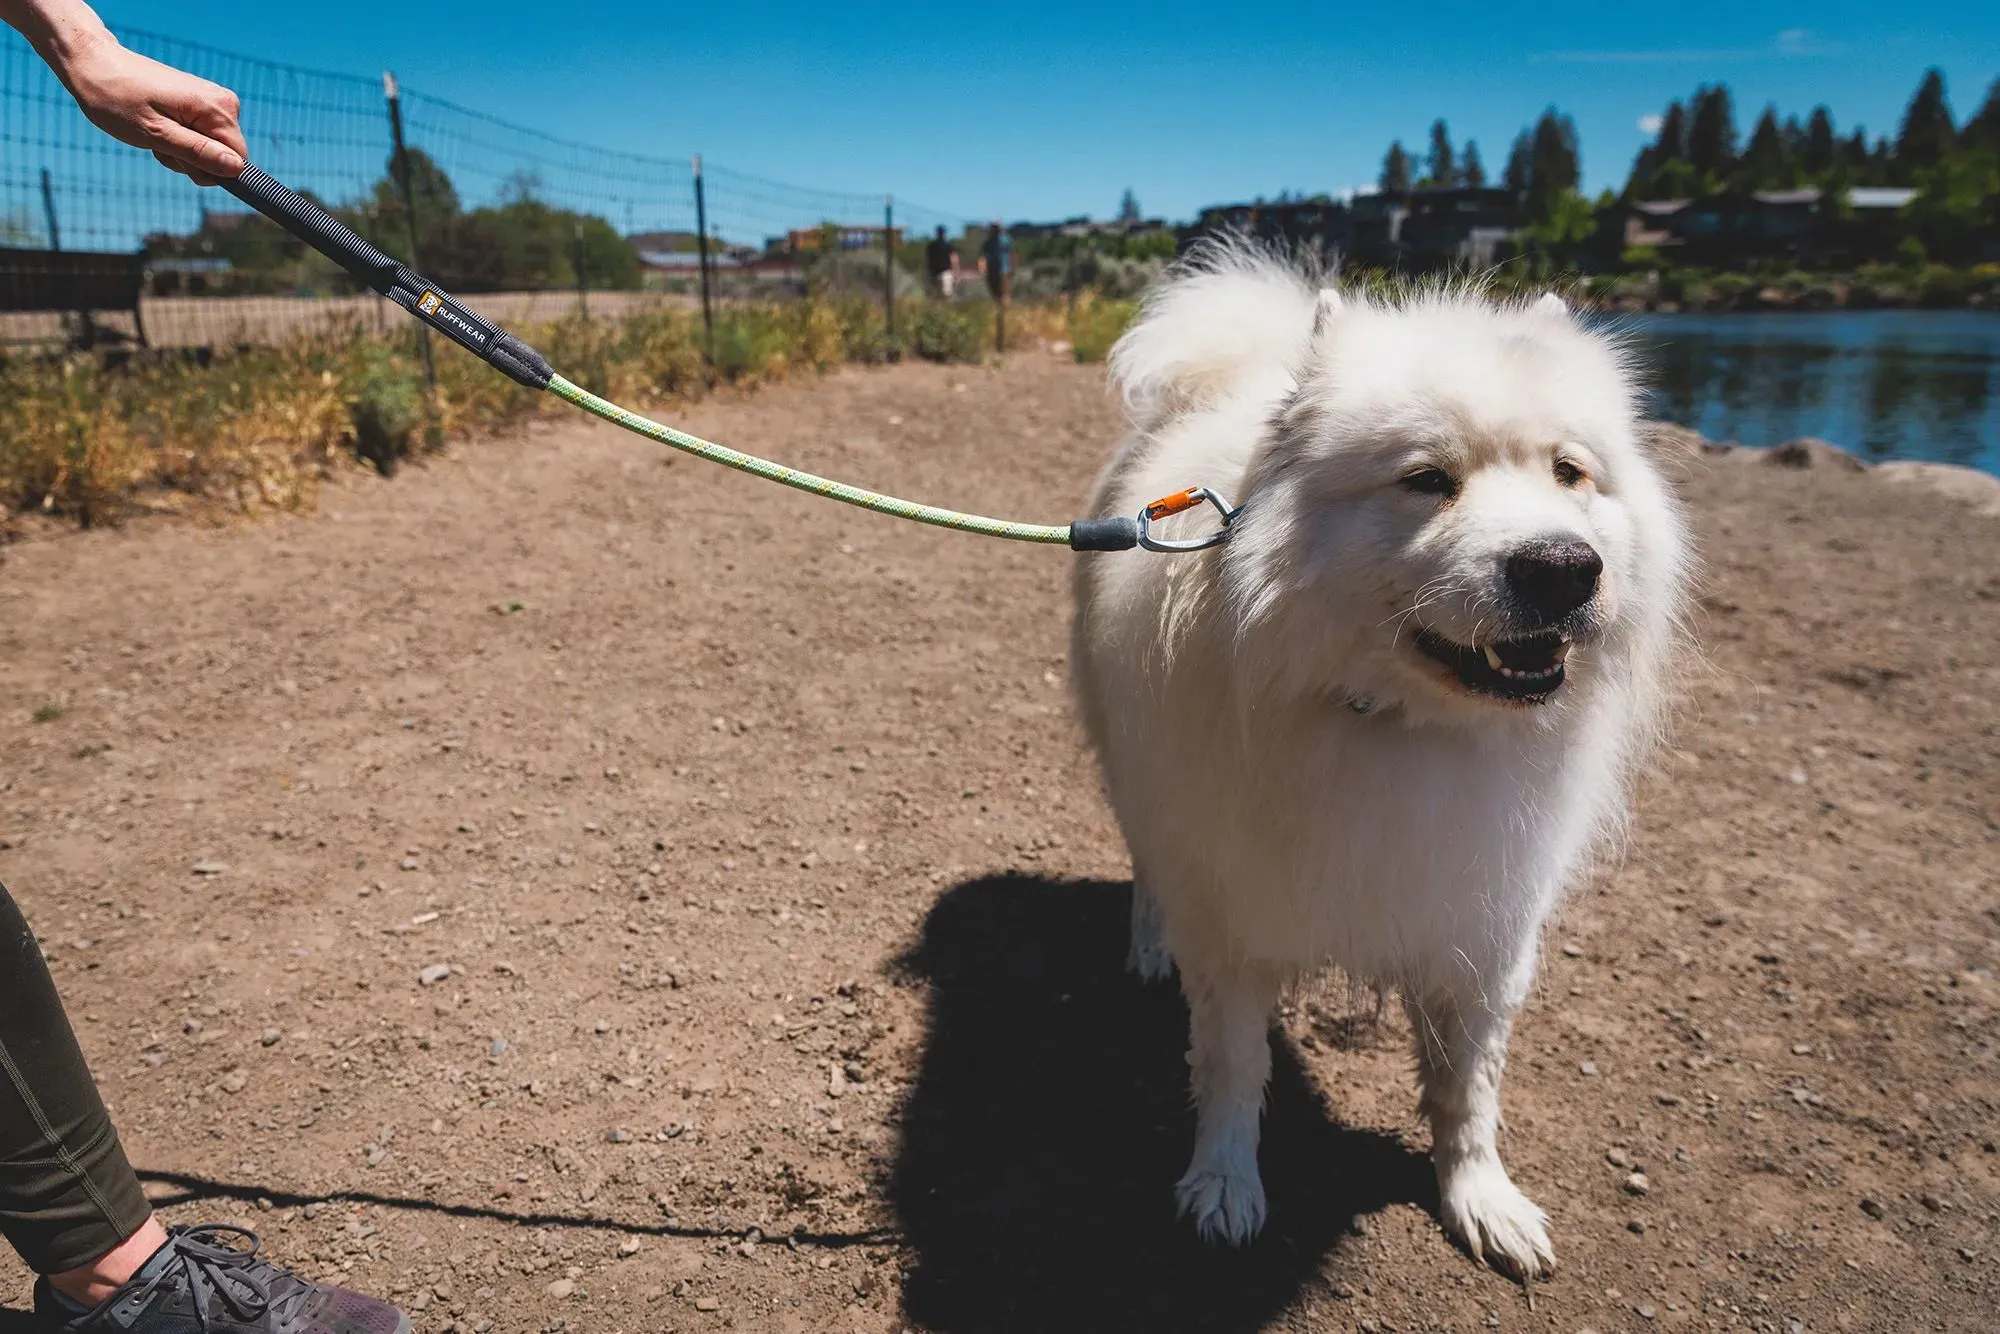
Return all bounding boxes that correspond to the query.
[2,0,245,183]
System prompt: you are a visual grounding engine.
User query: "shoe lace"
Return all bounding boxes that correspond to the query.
[128,1225,316,1333]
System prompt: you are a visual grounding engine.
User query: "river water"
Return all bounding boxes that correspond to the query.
[1613,310,2000,476]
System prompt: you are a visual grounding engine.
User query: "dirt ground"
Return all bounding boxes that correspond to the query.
[1,354,1995,1334]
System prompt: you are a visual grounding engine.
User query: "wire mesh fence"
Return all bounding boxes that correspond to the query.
[2,22,980,350]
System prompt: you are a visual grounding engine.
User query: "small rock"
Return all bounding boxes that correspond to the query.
[1627,1218,1647,1235]
[1637,1303,1658,1321]
[418,964,452,986]
[302,1202,324,1220]
[192,860,227,876]
[1765,437,1867,472]
[488,1038,508,1058]
[1791,1043,1813,1055]
[617,1238,641,1258]
[1623,1172,1651,1196]
[544,1278,575,1299]
[606,1128,631,1144]
[401,857,419,872]
[1606,1147,1634,1169]
[1560,942,1585,958]
[220,1068,248,1095]
[694,1296,721,1312]
[259,1028,283,1047]
[1920,1193,1944,1213]
[594,1020,611,1034]
[1580,1060,1599,1077]
[1860,1197,1887,1220]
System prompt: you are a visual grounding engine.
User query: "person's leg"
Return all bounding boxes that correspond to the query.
[3,879,408,1331]
[0,878,158,1292]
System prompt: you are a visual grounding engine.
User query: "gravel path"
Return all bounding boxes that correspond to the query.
[2,354,1995,1333]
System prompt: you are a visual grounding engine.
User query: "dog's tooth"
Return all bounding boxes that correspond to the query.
[1482,644,1504,671]
[1551,641,1572,664]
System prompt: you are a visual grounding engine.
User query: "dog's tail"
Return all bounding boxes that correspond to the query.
[1108,238,1319,433]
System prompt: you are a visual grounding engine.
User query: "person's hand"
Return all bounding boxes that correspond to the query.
[57,32,246,184]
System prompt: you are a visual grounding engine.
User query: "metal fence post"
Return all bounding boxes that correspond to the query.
[883,195,895,345]
[38,168,60,250]
[693,154,714,363]
[383,71,436,394]
[574,220,588,320]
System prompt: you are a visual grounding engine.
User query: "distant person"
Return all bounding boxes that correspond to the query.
[978,220,1012,302]
[1,4,408,1331]
[924,225,959,298]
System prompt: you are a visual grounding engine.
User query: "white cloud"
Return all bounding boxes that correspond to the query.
[1638,114,1665,135]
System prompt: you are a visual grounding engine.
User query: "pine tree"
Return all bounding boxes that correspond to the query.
[1460,140,1486,188]
[1842,127,1871,170]
[1804,107,1838,176]
[1380,141,1412,194]
[1627,101,1691,199]
[1958,76,2000,153]
[1895,69,1957,178]
[1426,120,1455,188]
[1687,85,1738,185]
[1117,188,1141,223]
[1503,130,1534,194]
[1868,136,1896,187]
[1741,107,1790,189]
[1526,109,1581,216]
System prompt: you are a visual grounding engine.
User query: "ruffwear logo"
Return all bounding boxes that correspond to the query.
[417,291,442,315]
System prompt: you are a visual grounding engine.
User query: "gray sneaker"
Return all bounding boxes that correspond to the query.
[34,1223,409,1334]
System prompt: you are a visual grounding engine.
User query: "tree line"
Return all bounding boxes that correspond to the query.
[1372,68,1998,265]
[149,148,644,294]
[1626,71,1999,199]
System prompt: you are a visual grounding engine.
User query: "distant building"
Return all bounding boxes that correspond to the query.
[1008,215,1172,242]
[778,224,903,254]
[1179,187,1526,271]
[1599,186,1922,266]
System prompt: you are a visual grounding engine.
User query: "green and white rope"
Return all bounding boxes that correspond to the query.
[547,374,1074,546]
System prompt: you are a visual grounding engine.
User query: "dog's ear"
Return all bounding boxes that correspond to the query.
[1531,292,1570,321]
[1313,288,1347,337]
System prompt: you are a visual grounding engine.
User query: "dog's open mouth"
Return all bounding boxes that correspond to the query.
[1413,629,1571,703]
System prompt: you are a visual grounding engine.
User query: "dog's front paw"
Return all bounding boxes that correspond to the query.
[1125,932,1175,983]
[1125,886,1175,983]
[1175,1164,1268,1246]
[1437,1158,1556,1279]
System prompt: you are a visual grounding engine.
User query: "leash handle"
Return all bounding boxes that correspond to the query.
[220,164,553,389]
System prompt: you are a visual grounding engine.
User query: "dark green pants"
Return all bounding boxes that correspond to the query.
[0,880,151,1274]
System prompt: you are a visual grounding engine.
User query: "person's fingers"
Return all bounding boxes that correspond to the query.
[152,148,222,187]
[146,114,244,179]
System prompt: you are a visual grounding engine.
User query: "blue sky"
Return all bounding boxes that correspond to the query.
[92,1,2000,225]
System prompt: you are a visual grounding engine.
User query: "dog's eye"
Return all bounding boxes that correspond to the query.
[1553,459,1587,488]
[1400,467,1458,498]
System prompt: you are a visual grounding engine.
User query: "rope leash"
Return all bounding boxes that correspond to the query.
[220,164,1238,555]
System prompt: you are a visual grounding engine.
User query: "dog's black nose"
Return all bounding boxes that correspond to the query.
[1506,539,1603,620]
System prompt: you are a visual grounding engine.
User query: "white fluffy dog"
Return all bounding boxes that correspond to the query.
[1070,249,1692,1277]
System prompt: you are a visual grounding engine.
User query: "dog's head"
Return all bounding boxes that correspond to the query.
[1220,286,1689,730]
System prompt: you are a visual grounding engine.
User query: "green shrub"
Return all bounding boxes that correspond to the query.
[347,344,426,474]
[1069,299,1137,363]
[1895,235,1928,269]
[910,302,989,364]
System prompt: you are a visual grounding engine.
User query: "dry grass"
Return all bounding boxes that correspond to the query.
[1,296,1110,532]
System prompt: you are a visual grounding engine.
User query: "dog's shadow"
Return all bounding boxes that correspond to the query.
[888,875,1434,1334]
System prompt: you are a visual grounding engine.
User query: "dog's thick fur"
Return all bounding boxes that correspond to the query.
[1070,249,1693,1276]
